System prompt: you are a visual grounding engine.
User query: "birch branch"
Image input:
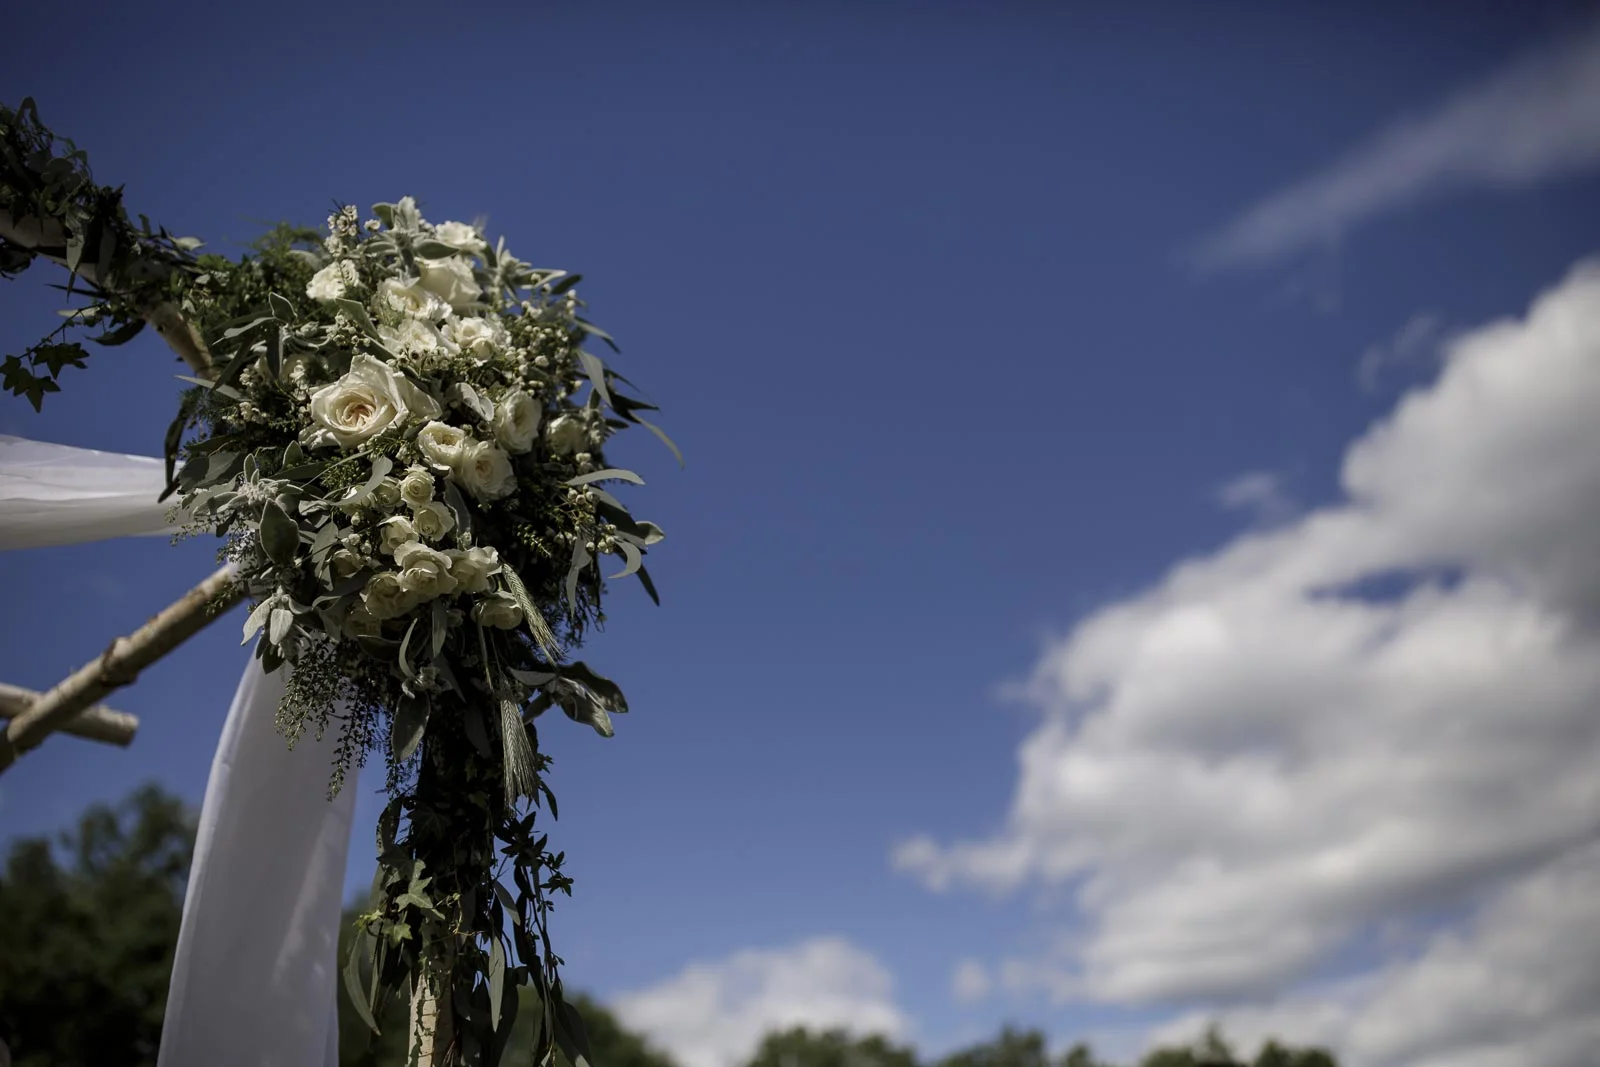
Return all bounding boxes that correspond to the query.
[0,208,214,379]
[0,682,138,746]
[0,565,242,772]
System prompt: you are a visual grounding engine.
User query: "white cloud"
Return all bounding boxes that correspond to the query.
[893,260,1600,1065]
[950,960,992,1004]
[1215,471,1297,527]
[1189,18,1600,270]
[1357,312,1447,392]
[610,938,910,1067]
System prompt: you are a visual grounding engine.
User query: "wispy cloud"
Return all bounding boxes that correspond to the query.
[1357,312,1448,392]
[1188,18,1600,270]
[1215,470,1298,528]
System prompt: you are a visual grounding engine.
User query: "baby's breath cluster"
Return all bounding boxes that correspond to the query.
[161,197,672,1065]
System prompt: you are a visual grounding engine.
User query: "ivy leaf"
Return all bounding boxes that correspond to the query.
[259,501,299,567]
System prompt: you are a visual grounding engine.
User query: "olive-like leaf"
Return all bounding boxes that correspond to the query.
[260,502,299,567]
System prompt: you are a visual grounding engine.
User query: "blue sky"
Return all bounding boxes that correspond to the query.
[4,4,1600,1066]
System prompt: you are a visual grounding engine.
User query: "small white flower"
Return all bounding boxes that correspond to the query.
[453,439,517,501]
[442,316,505,361]
[399,467,435,508]
[380,276,450,320]
[545,413,588,455]
[494,391,543,454]
[418,256,481,311]
[433,221,488,257]
[378,516,419,554]
[307,261,356,302]
[446,546,501,594]
[362,572,418,621]
[471,592,524,630]
[394,540,458,598]
[302,353,441,449]
[416,420,471,470]
[411,500,455,541]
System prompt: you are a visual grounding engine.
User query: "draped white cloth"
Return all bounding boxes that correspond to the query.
[0,435,353,1067]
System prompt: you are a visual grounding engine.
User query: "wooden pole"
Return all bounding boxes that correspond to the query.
[0,682,138,746]
[0,566,241,772]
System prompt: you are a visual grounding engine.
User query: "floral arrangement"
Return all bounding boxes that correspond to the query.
[160,196,674,1064]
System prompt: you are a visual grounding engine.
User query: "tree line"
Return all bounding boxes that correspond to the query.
[0,786,1339,1067]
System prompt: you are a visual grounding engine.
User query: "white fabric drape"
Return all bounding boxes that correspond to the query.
[0,435,352,1067]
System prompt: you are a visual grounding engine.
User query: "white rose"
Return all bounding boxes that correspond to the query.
[453,439,517,501]
[545,413,588,455]
[442,316,504,361]
[416,421,471,470]
[380,276,450,320]
[418,257,481,311]
[378,516,418,554]
[329,546,365,579]
[410,500,455,541]
[303,353,442,449]
[433,221,488,257]
[394,541,458,598]
[399,467,435,507]
[494,391,542,453]
[372,477,403,508]
[362,572,418,621]
[307,262,352,302]
[446,546,501,594]
[471,592,524,630]
[378,317,448,358]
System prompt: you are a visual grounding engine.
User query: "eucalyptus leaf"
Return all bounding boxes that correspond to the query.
[565,467,644,487]
[488,940,506,1032]
[391,694,430,762]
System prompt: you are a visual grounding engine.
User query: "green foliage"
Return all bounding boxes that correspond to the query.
[936,1026,1053,1067]
[0,784,195,1067]
[748,1027,920,1067]
[0,97,201,409]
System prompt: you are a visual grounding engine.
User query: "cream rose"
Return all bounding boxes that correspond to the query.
[545,413,588,456]
[394,541,458,598]
[380,276,450,320]
[445,546,501,594]
[362,572,418,621]
[372,477,403,509]
[442,316,504,361]
[399,467,435,507]
[471,592,524,630]
[432,221,488,257]
[306,261,355,302]
[453,439,517,501]
[378,516,418,555]
[416,420,471,470]
[418,256,481,311]
[494,390,542,453]
[303,354,441,449]
[410,500,455,541]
